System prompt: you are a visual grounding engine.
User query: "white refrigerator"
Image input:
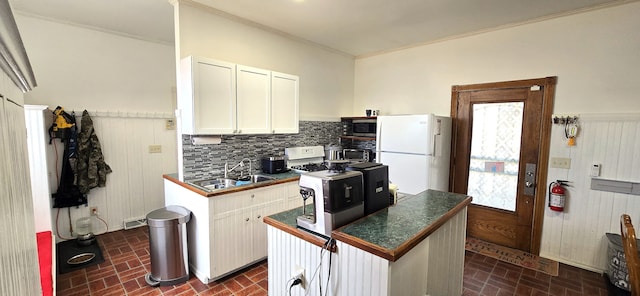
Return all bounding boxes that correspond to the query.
[376,114,452,195]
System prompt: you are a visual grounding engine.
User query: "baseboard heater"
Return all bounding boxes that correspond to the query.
[123,217,147,230]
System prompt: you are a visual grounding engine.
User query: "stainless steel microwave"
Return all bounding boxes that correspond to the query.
[352,119,376,137]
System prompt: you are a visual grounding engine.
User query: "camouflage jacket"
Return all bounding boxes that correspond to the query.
[75,110,112,194]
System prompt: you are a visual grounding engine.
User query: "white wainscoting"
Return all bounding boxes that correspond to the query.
[42,111,177,240]
[540,113,640,272]
[1,93,41,296]
[267,208,467,296]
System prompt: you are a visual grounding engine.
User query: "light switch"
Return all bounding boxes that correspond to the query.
[550,157,571,169]
[148,145,162,153]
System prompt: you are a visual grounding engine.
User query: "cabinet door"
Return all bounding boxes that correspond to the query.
[251,201,283,261]
[271,72,299,134]
[181,57,236,134]
[236,65,271,134]
[283,182,303,211]
[212,210,252,278]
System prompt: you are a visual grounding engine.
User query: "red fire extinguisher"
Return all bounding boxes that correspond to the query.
[548,180,569,212]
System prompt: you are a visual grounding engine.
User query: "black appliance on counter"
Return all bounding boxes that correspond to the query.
[296,170,364,237]
[261,156,286,174]
[346,162,390,215]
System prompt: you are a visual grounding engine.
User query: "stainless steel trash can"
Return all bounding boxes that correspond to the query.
[145,205,191,287]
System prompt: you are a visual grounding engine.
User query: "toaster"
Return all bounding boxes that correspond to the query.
[261,156,286,174]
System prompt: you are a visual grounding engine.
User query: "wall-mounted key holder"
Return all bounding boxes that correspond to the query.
[552,115,580,146]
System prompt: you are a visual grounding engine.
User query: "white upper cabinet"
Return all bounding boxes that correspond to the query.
[179,56,299,135]
[236,65,271,134]
[271,72,299,134]
[180,56,236,134]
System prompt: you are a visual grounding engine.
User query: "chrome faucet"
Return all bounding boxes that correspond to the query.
[224,158,252,178]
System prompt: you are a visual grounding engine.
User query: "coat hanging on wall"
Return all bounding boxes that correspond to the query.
[51,106,86,208]
[75,110,112,194]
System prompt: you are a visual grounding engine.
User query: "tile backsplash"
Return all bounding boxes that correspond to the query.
[182,121,342,181]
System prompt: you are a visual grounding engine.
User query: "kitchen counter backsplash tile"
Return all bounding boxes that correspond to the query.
[182,121,341,181]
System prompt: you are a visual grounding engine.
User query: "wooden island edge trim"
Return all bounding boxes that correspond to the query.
[263,216,337,252]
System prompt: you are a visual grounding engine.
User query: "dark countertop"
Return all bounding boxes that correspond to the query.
[264,189,471,261]
[163,171,300,198]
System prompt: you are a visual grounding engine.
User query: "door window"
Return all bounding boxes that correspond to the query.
[467,102,524,211]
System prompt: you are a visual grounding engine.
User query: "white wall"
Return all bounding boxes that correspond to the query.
[354,2,640,271]
[175,2,355,121]
[14,15,178,239]
[16,15,176,113]
[354,2,640,116]
[543,115,640,272]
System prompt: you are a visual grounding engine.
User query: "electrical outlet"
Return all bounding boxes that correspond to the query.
[550,157,571,169]
[90,207,98,216]
[148,145,162,153]
[293,267,305,289]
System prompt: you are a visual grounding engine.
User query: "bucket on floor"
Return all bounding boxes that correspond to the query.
[605,232,640,291]
[145,205,192,287]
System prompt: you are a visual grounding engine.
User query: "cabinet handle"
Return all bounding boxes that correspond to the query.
[251,194,255,198]
[257,215,261,219]
[245,218,250,222]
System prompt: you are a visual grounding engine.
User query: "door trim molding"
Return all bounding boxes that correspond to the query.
[449,76,557,255]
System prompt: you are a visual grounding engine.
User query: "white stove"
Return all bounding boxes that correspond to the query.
[285,146,328,173]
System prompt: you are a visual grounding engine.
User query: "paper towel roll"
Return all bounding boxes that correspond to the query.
[191,136,221,145]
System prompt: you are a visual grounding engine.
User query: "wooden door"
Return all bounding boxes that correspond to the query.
[450,77,556,253]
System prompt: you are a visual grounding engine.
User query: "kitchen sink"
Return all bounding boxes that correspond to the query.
[236,174,276,183]
[189,175,276,192]
[189,178,237,191]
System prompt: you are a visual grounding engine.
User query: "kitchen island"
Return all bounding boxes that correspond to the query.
[264,189,471,296]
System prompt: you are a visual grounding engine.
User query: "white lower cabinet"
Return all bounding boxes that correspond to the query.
[211,197,283,278]
[251,201,284,261]
[284,181,304,209]
[211,209,251,278]
[164,179,302,283]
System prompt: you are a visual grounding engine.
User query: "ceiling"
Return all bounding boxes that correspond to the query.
[7,0,632,57]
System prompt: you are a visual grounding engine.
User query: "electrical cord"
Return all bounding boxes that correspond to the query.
[54,208,74,240]
[288,277,302,296]
[324,239,334,296]
[92,214,109,236]
[305,238,332,296]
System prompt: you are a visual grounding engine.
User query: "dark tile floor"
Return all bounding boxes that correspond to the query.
[56,227,619,296]
[462,251,612,296]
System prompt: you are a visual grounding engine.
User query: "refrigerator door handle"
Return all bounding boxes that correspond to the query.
[428,119,441,156]
[429,134,436,156]
[377,122,383,150]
